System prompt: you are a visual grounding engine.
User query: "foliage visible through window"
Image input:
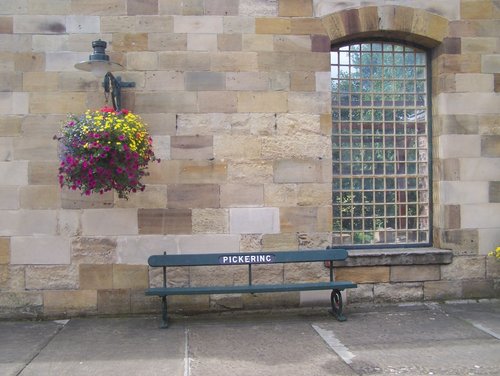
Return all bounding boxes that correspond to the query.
[331,41,430,246]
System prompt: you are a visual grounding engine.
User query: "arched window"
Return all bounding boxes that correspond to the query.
[331,41,431,247]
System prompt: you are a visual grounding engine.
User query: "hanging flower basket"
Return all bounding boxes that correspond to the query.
[54,107,159,199]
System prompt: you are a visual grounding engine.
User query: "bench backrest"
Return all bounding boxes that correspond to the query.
[148,249,348,267]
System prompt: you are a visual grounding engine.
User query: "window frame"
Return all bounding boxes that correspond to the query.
[330,38,434,250]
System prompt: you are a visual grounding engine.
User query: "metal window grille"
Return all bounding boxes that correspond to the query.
[331,41,430,246]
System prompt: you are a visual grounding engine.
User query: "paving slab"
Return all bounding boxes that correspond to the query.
[18,317,185,376]
[186,319,356,376]
[312,303,500,375]
[0,320,63,376]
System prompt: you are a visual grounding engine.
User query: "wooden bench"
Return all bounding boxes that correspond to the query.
[146,248,357,328]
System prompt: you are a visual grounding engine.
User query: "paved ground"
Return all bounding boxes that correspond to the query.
[1,300,499,375]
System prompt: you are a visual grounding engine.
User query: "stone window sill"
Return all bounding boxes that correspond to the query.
[339,248,453,267]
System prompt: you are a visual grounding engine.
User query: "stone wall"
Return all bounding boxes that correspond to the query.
[0,0,499,319]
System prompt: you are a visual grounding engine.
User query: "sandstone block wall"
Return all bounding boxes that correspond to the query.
[0,0,499,318]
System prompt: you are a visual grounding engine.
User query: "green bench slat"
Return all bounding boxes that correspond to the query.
[148,249,348,267]
[146,281,357,296]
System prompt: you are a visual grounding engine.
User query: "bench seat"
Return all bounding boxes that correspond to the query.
[146,280,357,296]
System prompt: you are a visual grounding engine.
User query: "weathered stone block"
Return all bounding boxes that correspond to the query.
[11,236,69,265]
[136,15,173,32]
[291,18,326,35]
[0,237,9,264]
[482,135,500,157]
[0,17,13,33]
[262,233,298,250]
[461,204,500,229]
[220,184,264,207]
[223,16,255,33]
[462,279,495,299]
[211,52,258,71]
[290,71,315,91]
[25,265,78,290]
[79,264,113,290]
[274,35,311,52]
[19,185,60,209]
[274,159,323,183]
[0,292,43,319]
[171,135,213,160]
[441,256,486,280]
[174,15,223,33]
[262,134,330,159]
[214,135,261,159]
[71,237,117,265]
[440,181,489,204]
[279,207,324,233]
[0,161,28,185]
[70,0,127,15]
[279,0,312,17]
[187,33,218,51]
[192,208,228,234]
[0,186,18,210]
[239,0,278,16]
[167,184,219,209]
[198,91,237,113]
[461,0,493,19]
[113,264,148,289]
[242,292,298,309]
[391,265,440,282]
[424,280,462,301]
[82,209,138,236]
[226,72,269,90]
[135,92,198,113]
[43,290,97,316]
[336,266,390,283]
[374,282,423,303]
[242,34,273,51]
[344,283,374,303]
[61,188,114,209]
[149,33,187,51]
[455,73,494,92]
[178,234,240,254]
[29,92,86,114]
[169,294,210,313]
[138,209,192,234]
[227,160,274,184]
[264,184,297,206]
[439,135,481,158]
[112,33,148,52]
[285,262,326,283]
[131,289,160,313]
[217,33,242,51]
[0,92,29,115]
[0,116,22,137]
[229,207,280,234]
[255,18,291,34]
[461,37,497,54]
[127,51,158,70]
[210,294,244,310]
[127,0,158,15]
[13,15,66,34]
[288,92,331,114]
[297,184,331,206]
[97,289,131,314]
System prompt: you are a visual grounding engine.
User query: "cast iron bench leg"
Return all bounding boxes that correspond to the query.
[161,296,169,328]
[329,289,347,322]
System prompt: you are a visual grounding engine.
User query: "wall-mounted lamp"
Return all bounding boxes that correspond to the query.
[74,39,135,111]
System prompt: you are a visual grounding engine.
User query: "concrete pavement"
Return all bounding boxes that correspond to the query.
[1,300,499,375]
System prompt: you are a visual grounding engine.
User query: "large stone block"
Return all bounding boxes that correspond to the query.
[127,0,158,15]
[135,92,198,113]
[0,292,43,319]
[171,135,213,160]
[43,290,97,316]
[255,18,291,34]
[0,161,28,185]
[441,256,486,280]
[279,207,326,233]
[19,185,60,209]
[279,0,312,17]
[82,209,138,236]
[131,289,160,313]
[374,282,423,303]
[70,0,127,15]
[13,136,57,160]
[463,279,496,299]
[11,236,70,265]
[277,113,322,136]
[288,92,331,114]
[0,186,19,210]
[127,51,158,70]
[336,266,390,283]
[0,92,29,115]
[291,18,326,35]
[29,92,86,114]
[97,289,131,314]
[226,72,269,90]
[424,280,462,300]
[61,188,114,209]
[229,207,280,234]
[214,135,261,159]
[227,160,274,183]
[274,159,323,183]
[138,209,192,234]
[220,184,264,207]
[25,265,78,290]
[461,204,500,228]
[198,91,237,113]
[113,264,148,289]
[262,134,330,159]
[0,210,58,237]
[242,34,274,51]
[79,264,113,290]
[439,135,481,158]
[71,237,117,264]
[13,15,66,34]
[264,184,298,207]
[177,234,240,253]
[461,37,498,54]
[217,33,242,51]
[297,184,331,206]
[455,73,494,92]
[482,135,500,157]
[148,33,187,51]
[461,0,493,19]
[192,208,228,234]
[440,181,489,204]
[274,35,312,52]
[187,33,218,51]
[262,233,298,250]
[211,52,258,72]
[390,265,440,282]
[136,15,173,32]
[0,116,22,137]
[174,15,223,33]
[0,237,9,264]
[185,71,225,91]
[239,0,278,16]
[112,33,148,52]
[167,184,219,209]
[242,292,298,309]
[223,16,255,33]
[284,262,326,283]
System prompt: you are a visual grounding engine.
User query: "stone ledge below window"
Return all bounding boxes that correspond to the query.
[337,248,453,267]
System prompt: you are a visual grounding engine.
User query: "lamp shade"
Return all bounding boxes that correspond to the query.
[74,39,123,76]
